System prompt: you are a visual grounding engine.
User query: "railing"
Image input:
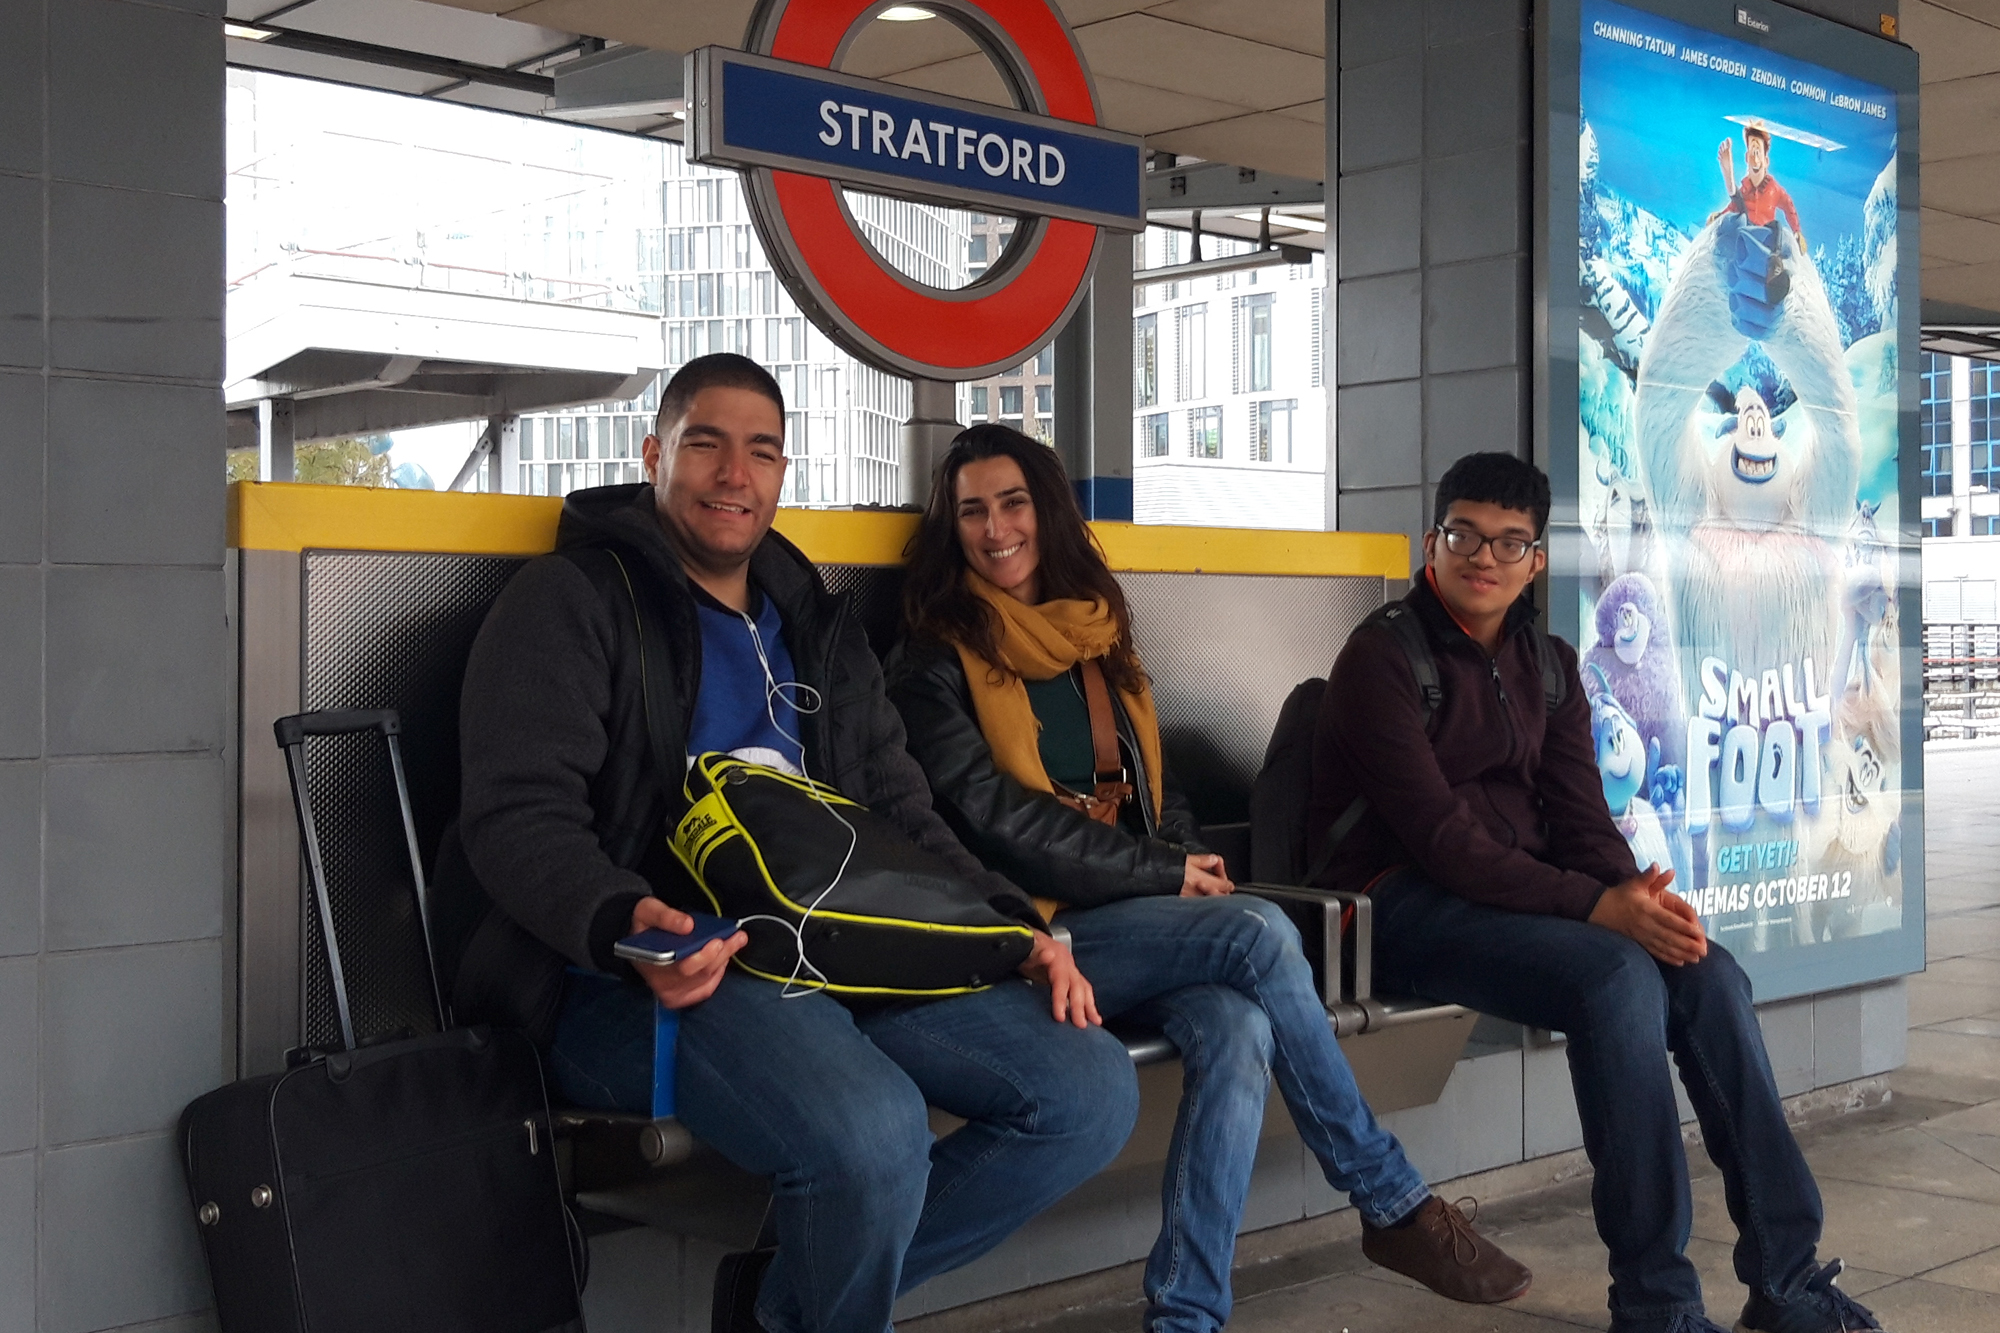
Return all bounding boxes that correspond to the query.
[229,246,640,311]
[1924,622,2000,739]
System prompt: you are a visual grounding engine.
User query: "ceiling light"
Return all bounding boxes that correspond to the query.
[224,22,278,41]
[879,6,936,20]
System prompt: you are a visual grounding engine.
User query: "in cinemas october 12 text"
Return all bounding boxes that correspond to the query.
[1564,0,1915,981]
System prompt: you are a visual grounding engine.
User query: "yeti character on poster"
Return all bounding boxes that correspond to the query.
[1578,0,1903,951]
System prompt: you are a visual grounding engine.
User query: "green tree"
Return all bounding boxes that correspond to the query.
[226,438,392,486]
[295,438,394,486]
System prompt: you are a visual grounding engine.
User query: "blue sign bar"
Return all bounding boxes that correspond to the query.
[687,47,1144,232]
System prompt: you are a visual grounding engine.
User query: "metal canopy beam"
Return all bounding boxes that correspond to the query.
[1145,159,1322,212]
[232,20,559,94]
[276,369,651,441]
[1924,327,2000,362]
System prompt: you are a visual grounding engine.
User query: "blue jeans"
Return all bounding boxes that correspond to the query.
[1061,894,1431,1333]
[549,968,1139,1333]
[1368,871,1824,1333]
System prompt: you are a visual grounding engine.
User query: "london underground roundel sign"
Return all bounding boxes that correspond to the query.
[687,0,1146,382]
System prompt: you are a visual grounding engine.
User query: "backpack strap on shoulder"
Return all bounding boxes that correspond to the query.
[1530,625,1567,717]
[1301,600,1442,886]
[1370,603,1444,736]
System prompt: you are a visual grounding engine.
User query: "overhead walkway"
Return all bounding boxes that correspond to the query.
[225,261,665,474]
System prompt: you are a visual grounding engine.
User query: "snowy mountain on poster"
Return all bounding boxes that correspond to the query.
[1579,119,1688,337]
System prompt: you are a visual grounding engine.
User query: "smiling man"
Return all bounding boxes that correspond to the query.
[434,354,1137,1333]
[1306,453,1881,1333]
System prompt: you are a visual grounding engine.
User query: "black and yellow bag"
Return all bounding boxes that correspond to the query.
[672,753,1036,997]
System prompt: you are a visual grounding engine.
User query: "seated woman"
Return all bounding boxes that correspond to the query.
[884,424,1532,1333]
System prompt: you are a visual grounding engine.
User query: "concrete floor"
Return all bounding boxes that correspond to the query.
[917,745,2000,1333]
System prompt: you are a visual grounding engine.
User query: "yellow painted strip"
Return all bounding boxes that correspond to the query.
[229,482,562,557]
[1092,522,1408,580]
[228,482,1406,578]
[769,508,919,566]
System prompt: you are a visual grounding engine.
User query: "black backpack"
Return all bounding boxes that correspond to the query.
[1249,602,1566,887]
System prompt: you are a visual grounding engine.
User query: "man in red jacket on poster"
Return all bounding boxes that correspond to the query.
[1716,121,1804,250]
[1307,453,1878,1333]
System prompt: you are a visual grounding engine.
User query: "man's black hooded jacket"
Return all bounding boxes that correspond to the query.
[431,484,1040,1041]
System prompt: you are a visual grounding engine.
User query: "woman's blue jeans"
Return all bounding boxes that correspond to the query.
[1060,894,1431,1333]
[549,968,1139,1333]
[1368,870,1825,1333]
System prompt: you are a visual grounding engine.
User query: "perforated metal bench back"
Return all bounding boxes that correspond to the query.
[292,549,1383,1049]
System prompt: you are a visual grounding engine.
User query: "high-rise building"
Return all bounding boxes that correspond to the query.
[956,216,1058,446]
[1920,350,2000,538]
[1130,228,1327,529]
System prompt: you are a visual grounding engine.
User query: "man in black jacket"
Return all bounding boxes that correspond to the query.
[436,354,1138,1333]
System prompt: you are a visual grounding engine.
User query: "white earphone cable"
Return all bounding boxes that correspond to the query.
[734,607,858,997]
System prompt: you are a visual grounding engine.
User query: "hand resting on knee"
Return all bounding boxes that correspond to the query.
[1586,864,1708,966]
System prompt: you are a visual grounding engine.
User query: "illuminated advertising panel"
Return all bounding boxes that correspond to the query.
[1541,0,1922,997]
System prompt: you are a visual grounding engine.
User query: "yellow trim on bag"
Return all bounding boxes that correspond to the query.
[670,753,1037,948]
[672,792,739,875]
[727,961,999,998]
[226,482,1407,578]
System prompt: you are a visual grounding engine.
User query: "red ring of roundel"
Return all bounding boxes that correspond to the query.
[761,0,1100,374]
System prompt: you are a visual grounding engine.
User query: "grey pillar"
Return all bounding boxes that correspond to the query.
[1323,0,1341,531]
[900,378,961,507]
[259,397,295,482]
[0,2,230,1329]
[1330,0,1532,568]
[491,415,516,493]
[1052,240,1135,519]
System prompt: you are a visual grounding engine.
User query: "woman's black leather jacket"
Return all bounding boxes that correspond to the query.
[883,633,1208,910]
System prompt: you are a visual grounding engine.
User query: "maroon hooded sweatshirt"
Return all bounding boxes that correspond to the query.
[1306,573,1638,919]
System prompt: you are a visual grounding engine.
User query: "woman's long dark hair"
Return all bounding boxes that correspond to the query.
[902,423,1144,693]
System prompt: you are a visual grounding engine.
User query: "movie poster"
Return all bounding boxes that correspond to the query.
[1576,0,1903,954]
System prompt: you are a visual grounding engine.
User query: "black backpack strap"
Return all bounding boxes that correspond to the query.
[1530,626,1567,717]
[1301,602,1442,885]
[1372,603,1444,736]
[1302,795,1370,889]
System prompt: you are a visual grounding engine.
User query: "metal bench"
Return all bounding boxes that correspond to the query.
[232,508,1471,1242]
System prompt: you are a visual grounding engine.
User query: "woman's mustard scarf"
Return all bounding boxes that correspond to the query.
[954,570,1165,852]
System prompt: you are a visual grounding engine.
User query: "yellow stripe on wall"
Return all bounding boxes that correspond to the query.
[229,481,564,557]
[227,482,1406,580]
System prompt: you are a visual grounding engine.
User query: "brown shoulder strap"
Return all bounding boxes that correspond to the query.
[1077,660,1125,782]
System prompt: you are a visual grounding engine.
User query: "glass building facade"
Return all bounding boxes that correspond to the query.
[1129,228,1327,529]
[1920,350,2000,539]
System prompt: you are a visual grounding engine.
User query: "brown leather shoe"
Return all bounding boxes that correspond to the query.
[1360,1196,1532,1304]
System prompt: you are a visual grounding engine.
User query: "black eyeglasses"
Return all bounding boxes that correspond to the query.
[1436,525,1539,565]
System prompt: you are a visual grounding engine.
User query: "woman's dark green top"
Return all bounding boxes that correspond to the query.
[1022,668,1094,791]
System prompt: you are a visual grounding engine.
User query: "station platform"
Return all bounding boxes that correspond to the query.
[895,745,2000,1333]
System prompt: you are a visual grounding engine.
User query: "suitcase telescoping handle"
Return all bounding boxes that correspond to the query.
[274,707,401,746]
[274,708,447,1053]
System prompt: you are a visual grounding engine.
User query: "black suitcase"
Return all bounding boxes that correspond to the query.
[181,709,586,1333]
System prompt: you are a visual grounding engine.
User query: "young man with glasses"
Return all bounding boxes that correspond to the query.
[1306,453,1879,1333]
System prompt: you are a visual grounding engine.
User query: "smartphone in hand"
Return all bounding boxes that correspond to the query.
[613,913,742,965]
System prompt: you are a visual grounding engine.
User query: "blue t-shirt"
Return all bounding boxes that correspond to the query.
[685,582,806,775]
